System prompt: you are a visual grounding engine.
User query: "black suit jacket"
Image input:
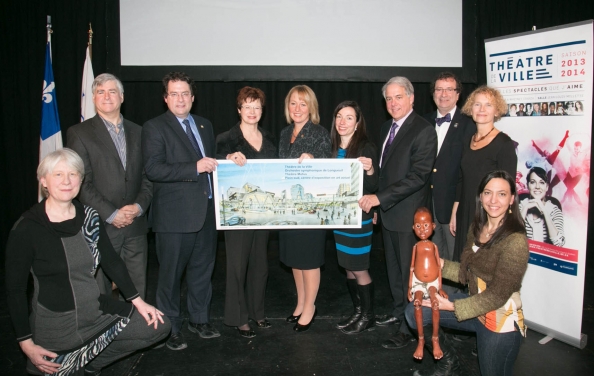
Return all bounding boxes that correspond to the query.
[423,108,476,223]
[142,110,215,233]
[67,115,152,237]
[377,111,437,232]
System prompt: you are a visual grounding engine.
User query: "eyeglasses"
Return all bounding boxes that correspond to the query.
[434,88,457,93]
[241,105,262,111]
[168,92,191,98]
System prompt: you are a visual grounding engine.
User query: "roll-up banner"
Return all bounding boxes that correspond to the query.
[485,20,592,349]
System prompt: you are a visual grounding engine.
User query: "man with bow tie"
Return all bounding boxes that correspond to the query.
[423,72,475,287]
[359,76,437,349]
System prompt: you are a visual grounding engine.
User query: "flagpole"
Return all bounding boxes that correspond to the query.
[88,23,93,60]
[46,15,52,55]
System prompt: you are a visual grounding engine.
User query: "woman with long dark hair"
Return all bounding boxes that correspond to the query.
[519,167,565,246]
[406,170,528,376]
[329,101,379,334]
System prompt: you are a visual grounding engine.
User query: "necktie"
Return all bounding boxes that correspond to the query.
[183,119,212,197]
[381,121,399,166]
[183,119,204,158]
[435,113,451,126]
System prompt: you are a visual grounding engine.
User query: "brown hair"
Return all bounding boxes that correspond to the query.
[236,86,266,109]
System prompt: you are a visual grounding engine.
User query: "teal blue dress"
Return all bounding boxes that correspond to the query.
[333,144,378,270]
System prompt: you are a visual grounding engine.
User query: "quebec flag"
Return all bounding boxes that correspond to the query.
[39,41,63,200]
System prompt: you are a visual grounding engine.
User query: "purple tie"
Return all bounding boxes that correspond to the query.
[381,121,399,166]
[435,113,451,126]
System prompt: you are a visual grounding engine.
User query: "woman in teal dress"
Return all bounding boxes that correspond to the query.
[330,101,379,334]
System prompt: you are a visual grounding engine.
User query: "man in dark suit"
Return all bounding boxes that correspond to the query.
[359,76,437,349]
[68,73,152,299]
[142,72,219,351]
[423,72,476,282]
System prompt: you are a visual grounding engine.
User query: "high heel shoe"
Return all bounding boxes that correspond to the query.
[286,314,301,323]
[293,309,317,332]
[251,318,272,328]
[236,326,256,338]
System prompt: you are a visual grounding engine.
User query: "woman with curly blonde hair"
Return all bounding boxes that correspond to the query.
[450,86,517,262]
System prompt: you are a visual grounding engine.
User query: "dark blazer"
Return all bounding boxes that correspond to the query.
[216,123,277,159]
[278,121,331,158]
[423,108,476,223]
[67,115,152,237]
[142,110,215,233]
[376,111,437,232]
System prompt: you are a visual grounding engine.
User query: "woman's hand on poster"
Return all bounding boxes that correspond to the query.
[298,153,313,163]
[227,152,247,166]
[521,198,545,218]
[357,157,374,175]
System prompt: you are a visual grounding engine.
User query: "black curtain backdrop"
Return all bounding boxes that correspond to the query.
[1,0,593,262]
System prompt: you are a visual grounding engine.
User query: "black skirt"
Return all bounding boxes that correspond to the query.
[279,229,326,269]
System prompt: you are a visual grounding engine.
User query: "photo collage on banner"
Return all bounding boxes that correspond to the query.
[485,21,592,348]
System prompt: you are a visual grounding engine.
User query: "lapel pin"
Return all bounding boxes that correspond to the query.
[453,123,458,128]
[200,125,204,128]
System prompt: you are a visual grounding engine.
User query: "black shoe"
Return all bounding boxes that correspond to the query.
[166,332,188,351]
[84,367,102,376]
[188,322,221,339]
[286,313,302,323]
[381,332,415,349]
[341,282,375,335]
[251,319,272,328]
[237,326,256,338]
[294,309,317,332]
[336,279,361,330]
[451,333,471,342]
[375,314,401,327]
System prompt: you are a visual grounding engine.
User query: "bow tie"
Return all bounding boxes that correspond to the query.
[435,113,451,126]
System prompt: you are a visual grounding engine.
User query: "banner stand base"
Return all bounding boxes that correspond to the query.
[527,320,588,349]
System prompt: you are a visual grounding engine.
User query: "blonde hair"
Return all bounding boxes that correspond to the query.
[284,85,320,124]
[37,148,84,198]
[461,86,508,122]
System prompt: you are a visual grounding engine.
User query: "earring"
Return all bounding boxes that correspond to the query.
[355,127,357,131]
[508,206,512,214]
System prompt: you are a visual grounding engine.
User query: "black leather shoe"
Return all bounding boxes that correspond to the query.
[381,332,415,349]
[286,314,301,323]
[294,309,317,332]
[375,314,401,326]
[237,326,256,338]
[166,332,188,351]
[188,322,221,339]
[251,319,272,328]
[84,367,102,375]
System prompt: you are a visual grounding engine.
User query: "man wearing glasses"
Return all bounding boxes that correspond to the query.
[423,72,475,294]
[142,72,220,351]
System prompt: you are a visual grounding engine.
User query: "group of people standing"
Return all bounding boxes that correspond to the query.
[7,70,531,376]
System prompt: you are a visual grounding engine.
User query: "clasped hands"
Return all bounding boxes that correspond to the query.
[112,204,141,228]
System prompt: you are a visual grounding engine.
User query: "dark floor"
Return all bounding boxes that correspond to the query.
[1,230,594,375]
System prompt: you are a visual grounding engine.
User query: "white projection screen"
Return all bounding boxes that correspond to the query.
[119,0,468,81]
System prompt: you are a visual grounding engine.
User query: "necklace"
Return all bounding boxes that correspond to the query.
[472,127,495,146]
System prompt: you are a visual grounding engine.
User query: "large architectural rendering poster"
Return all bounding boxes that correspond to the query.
[485,20,592,348]
[213,159,364,230]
